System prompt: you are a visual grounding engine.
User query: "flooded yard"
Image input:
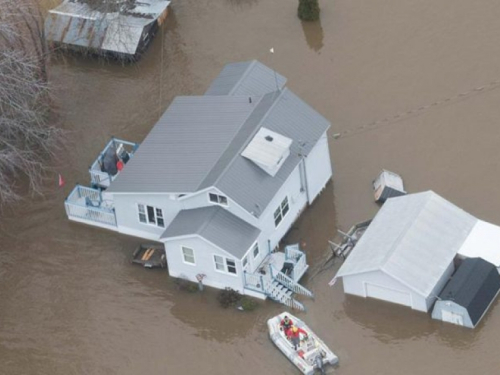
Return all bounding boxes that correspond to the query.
[2,0,500,374]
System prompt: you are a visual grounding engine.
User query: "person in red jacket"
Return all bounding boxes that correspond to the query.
[280,315,294,336]
[287,325,309,350]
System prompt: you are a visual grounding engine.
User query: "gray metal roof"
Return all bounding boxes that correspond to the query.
[213,88,330,215]
[108,61,330,216]
[336,191,478,296]
[205,60,287,96]
[107,95,258,193]
[44,0,170,55]
[161,206,260,258]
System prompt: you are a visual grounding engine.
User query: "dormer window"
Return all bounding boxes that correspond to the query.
[209,193,228,206]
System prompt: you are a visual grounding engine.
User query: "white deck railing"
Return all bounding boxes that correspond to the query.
[285,244,308,282]
[65,185,117,227]
[243,272,265,293]
[270,265,313,298]
[89,138,139,189]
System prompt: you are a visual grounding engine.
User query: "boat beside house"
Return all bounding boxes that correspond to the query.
[64,60,334,310]
[44,0,171,60]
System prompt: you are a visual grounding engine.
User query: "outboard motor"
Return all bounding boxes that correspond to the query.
[314,355,325,375]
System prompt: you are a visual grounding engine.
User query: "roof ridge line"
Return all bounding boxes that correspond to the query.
[228,60,257,96]
[196,95,266,190]
[382,192,434,267]
[197,206,221,236]
[211,89,288,202]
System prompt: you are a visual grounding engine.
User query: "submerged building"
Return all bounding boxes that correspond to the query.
[45,0,171,59]
[64,60,334,310]
[432,258,500,329]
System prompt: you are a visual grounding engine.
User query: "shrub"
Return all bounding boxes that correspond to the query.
[298,0,320,22]
[174,277,199,293]
[217,288,242,308]
[239,297,258,311]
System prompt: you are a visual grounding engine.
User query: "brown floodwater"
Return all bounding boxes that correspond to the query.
[3,0,500,374]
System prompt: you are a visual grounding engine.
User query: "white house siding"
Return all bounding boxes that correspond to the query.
[257,165,308,251]
[432,302,472,328]
[113,193,175,240]
[342,271,428,312]
[111,188,257,242]
[164,236,245,293]
[304,132,332,203]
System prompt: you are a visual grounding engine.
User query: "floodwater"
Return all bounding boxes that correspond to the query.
[2,0,500,374]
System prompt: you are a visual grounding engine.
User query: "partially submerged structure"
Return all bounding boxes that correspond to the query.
[372,169,406,203]
[334,191,474,312]
[45,0,171,59]
[432,258,500,328]
[332,191,500,320]
[65,60,333,310]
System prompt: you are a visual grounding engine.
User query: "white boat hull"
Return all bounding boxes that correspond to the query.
[267,312,339,375]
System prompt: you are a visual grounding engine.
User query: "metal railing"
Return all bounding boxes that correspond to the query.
[65,185,117,227]
[89,137,139,189]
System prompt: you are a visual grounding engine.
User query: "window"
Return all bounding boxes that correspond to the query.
[242,256,248,268]
[209,193,228,206]
[214,255,225,271]
[226,259,237,274]
[138,204,147,223]
[273,196,289,227]
[213,255,237,275]
[138,204,164,228]
[252,243,259,259]
[182,247,195,264]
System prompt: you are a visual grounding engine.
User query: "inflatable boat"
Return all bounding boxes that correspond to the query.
[267,312,338,375]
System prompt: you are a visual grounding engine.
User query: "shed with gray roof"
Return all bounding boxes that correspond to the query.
[335,191,477,312]
[44,0,171,59]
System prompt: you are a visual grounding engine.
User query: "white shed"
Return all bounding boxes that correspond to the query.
[334,191,477,312]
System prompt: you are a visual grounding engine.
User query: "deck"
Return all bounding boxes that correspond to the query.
[65,137,138,229]
[89,137,139,189]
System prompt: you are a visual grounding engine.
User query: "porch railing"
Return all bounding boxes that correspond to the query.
[89,137,139,189]
[65,185,117,227]
[285,244,308,281]
[243,272,265,293]
[269,265,313,298]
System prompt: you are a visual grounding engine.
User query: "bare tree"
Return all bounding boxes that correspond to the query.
[0,0,63,204]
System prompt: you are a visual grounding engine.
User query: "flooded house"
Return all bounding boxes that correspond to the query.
[44,0,171,60]
[64,60,333,310]
[432,258,500,329]
[332,191,500,316]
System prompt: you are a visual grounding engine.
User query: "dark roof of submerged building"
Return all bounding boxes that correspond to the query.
[44,0,171,56]
[438,257,500,326]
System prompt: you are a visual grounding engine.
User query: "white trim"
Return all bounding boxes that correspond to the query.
[181,246,196,266]
[163,234,242,260]
[208,192,229,207]
[212,253,239,276]
[273,195,290,228]
[137,203,165,228]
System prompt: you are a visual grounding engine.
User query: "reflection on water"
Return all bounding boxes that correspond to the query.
[225,0,259,10]
[301,19,324,53]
